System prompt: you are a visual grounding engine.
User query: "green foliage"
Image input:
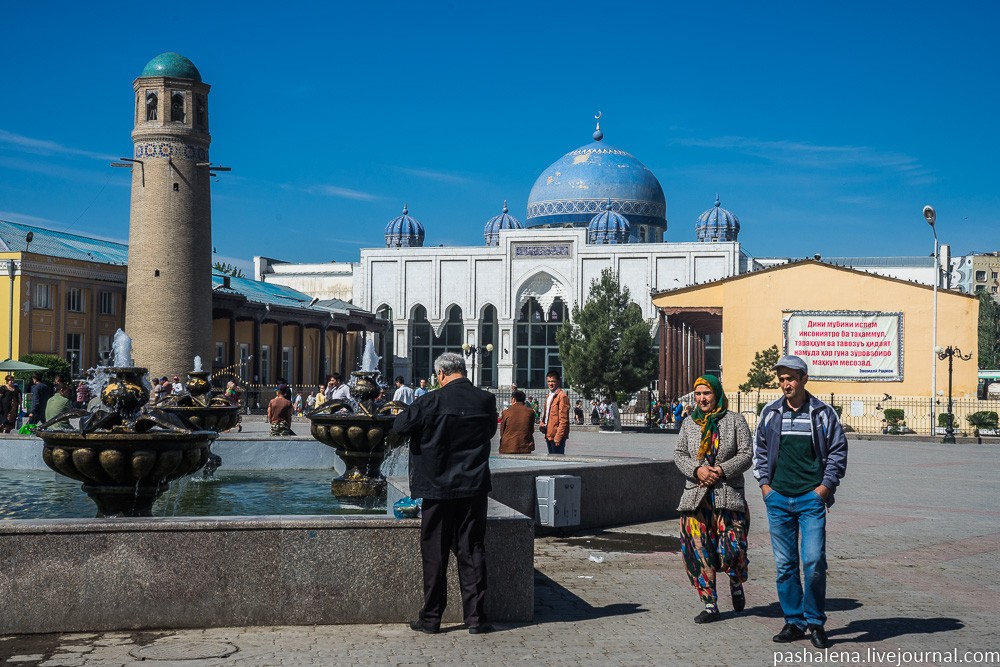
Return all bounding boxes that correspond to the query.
[967,411,999,431]
[831,405,843,418]
[15,354,71,383]
[978,291,1000,369]
[738,345,780,403]
[938,412,955,428]
[556,268,657,401]
[213,261,246,279]
[883,408,906,434]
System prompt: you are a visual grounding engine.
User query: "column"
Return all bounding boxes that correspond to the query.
[297,324,305,384]
[275,321,284,381]
[227,316,236,369]
[658,311,667,402]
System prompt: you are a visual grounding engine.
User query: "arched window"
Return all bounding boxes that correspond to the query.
[171,92,185,122]
[412,305,463,384]
[515,297,567,389]
[376,305,393,381]
[480,304,498,388]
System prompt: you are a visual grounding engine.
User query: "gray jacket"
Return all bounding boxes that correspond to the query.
[674,410,753,513]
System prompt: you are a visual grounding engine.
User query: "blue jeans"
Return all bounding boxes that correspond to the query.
[546,438,566,455]
[763,489,828,628]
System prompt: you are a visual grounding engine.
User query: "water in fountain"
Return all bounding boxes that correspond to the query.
[193,355,203,373]
[112,328,134,367]
[361,332,381,374]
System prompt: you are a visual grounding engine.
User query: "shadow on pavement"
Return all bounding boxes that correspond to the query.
[828,617,965,642]
[532,571,647,624]
[744,597,863,619]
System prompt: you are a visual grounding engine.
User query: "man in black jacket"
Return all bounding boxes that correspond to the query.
[393,351,498,635]
[27,373,53,426]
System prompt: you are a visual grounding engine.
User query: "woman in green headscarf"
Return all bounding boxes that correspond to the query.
[673,374,753,624]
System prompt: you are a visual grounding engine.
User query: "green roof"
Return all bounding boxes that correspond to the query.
[140,52,202,81]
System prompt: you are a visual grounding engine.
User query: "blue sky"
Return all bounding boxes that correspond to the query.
[1,1,997,268]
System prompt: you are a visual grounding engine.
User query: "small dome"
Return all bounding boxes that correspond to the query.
[384,204,425,248]
[587,199,631,244]
[483,201,523,246]
[696,195,740,242]
[140,52,202,81]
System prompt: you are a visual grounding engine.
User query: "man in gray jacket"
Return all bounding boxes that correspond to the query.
[754,354,847,650]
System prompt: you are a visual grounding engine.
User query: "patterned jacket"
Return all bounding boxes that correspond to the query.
[674,410,754,512]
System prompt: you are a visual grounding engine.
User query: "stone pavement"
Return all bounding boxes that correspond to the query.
[2,433,999,666]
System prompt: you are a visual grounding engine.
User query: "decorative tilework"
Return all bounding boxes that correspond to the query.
[527,198,665,220]
[514,244,571,258]
[134,141,208,162]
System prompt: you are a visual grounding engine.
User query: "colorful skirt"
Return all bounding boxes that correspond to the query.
[679,498,749,604]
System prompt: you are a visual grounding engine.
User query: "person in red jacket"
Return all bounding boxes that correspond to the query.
[538,370,570,454]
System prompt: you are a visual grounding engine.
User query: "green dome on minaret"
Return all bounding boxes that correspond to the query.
[140,52,202,81]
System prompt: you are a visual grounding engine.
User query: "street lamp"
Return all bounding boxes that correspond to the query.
[924,204,938,434]
[935,345,972,444]
[462,343,494,387]
[7,258,16,360]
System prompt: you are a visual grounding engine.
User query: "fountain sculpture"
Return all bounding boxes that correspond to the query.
[36,331,217,517]
[155,355,241,433]
[307,335,408,500]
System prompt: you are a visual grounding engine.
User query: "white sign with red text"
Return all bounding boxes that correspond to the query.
[783,311,903,381]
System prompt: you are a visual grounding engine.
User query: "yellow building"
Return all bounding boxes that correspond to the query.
[0,221,128,375]
[651,260,978,407]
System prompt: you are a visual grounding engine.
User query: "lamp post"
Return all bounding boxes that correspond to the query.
[6,258,16,360]
[923,204,938,434]
[462,343,494,387]
[935,345,972,444]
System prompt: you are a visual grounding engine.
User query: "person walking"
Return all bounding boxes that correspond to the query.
[0,376,21,433]
[27,373,53,426]
[538,370,569,454]
[754,354,848,649]
[499,390,535,454]
[674,374,753,624]
[393,352,498,635]
[393,376,415,405]
[414,378,429,398]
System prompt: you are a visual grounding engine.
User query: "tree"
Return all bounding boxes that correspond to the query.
[212,261,245,278]
[15,354,72,384]
[556,268,657,401]
[738,345,780,405]
[978,291,1000,369]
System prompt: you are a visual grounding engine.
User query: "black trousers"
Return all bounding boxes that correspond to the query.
[418,494,489,628]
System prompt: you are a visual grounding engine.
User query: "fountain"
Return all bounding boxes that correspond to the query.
[36,330,217,517]
[154,355,241,433]
[307,334,408,500]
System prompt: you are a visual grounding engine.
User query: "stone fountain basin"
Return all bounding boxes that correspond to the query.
[39,430,216,487]
[157,404,241,433]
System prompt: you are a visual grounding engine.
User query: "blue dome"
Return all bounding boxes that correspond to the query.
[384,204,425,248]
[484,201,523,246]
[696,195,741,242]
[587,200,631,244]
[526,123,666,241]
[140,52,202,81]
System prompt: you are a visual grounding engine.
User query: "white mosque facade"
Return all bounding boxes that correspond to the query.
[353,124,750,389]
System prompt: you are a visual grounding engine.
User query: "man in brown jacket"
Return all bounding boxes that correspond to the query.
[499,390,535,454]
[538,370,570,454]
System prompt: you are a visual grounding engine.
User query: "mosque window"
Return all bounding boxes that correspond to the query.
[515,297,566,389]
[480,305,498,388]
[145,90,158,121]
[171,91,185,123]
[260,345,271,384]
[376,305,393,380]
[411,305,463,385]
[66,287,84,313]
[195,94,208,130]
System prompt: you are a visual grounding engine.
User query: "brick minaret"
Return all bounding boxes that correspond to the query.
[125,53,213,377]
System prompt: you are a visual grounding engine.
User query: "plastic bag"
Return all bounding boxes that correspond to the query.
[393,496,422,519]
[18,423,36,435]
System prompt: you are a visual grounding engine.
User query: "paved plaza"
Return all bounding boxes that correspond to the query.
[2,430,999,666]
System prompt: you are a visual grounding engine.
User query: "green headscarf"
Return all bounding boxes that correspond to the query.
[691,374,728,460]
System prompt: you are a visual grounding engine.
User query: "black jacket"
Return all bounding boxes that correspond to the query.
[393,377,497,500]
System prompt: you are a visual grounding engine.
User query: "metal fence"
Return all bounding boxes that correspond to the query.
[727,392,1000,436]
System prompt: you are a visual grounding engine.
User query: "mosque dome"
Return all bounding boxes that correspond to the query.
[587,200,631,244]
[140,52,203,82]
[384,204,425,248]
[483,201,523,246]
[696,195,741,242]
[526,117,666,242]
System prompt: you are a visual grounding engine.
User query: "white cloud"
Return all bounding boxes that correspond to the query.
[299,184,381,201]
[0,129,116,162]
[394,166,471,184]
